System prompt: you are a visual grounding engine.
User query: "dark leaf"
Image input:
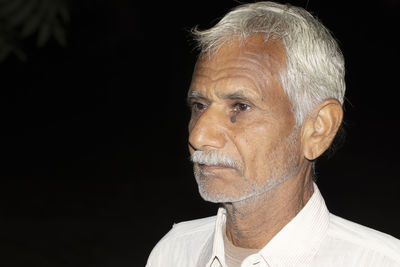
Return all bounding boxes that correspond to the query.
[11,46,27,61]
[0,44,11,62]
[36,0,51,24]
[52,20,66,46]
[44,0,58,23]
[37,23,51,47]
[57,1,70,23]
[20,9,43,38]
[8,0,38,28]
[0,0,24,18]
[0,0,70,62]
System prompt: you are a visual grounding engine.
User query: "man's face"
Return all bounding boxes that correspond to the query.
[188,35,301,203]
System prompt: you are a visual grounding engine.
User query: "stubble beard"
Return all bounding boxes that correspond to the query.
[193,128,300,204]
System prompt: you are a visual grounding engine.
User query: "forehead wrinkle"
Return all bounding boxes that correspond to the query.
[222,74,266,102]
[199,57,275,78]
[192,41,284,104]
[193,64,272,99]
[192,72,266,102]
[229,51,284,100]
[216,88,262,104]
[197,46,276,75]
[237,50,276,76]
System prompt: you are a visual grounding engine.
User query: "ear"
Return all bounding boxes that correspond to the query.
[301,98,344,160]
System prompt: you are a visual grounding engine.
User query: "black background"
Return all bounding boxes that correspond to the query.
[1,0,399,266]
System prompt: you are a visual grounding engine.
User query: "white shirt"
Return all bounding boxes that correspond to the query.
[146,184,400,267]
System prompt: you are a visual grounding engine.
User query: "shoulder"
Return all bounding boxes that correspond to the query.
[146,215,216,267]
[324,213,400,265]
[167,215,217,237]
[158,214,216,245]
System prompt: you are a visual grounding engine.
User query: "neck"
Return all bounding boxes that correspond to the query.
[223,163,314,249]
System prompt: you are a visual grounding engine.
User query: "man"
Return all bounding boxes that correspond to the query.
[147,2,400,266]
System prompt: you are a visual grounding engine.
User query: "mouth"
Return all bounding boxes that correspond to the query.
[198,164,235,172]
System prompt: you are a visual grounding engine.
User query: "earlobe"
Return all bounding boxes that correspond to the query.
[302,99,343,160]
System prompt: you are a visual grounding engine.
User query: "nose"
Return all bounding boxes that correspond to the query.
[188,106,227,151]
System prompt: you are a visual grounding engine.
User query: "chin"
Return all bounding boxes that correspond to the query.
[198,187,264,204]
[194,168,257,203]
[197,172,292,204]
[198,189,242,203]
[197,178,256,203]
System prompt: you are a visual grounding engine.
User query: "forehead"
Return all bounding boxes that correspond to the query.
[190,35,286,100]
[198,35,285,71]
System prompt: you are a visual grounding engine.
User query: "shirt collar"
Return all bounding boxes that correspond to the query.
[202,183,330,267]
[204,207,227,267]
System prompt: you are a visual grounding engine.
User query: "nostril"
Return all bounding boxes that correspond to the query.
[188,140,199,152]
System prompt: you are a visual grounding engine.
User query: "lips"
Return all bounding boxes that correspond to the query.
[198,164,235,172]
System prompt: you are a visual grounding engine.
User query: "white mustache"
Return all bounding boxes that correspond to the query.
[191,150,240,169]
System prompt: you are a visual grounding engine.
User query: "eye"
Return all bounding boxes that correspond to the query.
[191,102,207,112]
[234,102,250,112]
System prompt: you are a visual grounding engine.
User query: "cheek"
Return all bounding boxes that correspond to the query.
[239,125,280,163]
[188,116,197,132]
[188,120,193,132]
[232,127,268,167]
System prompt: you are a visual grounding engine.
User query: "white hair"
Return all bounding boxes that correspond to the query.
[191,150,241,170]
[192,1,345,124]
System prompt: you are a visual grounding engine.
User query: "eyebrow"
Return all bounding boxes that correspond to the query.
[186,91,209,106]
[187,90,259,105]
[217,91,250,101]
[218,88,262,104]
[187,90,204,99]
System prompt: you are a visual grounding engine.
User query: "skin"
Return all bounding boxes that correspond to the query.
[187,34,343,249]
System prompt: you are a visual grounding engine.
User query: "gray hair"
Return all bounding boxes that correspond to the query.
[192,1,345,124]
